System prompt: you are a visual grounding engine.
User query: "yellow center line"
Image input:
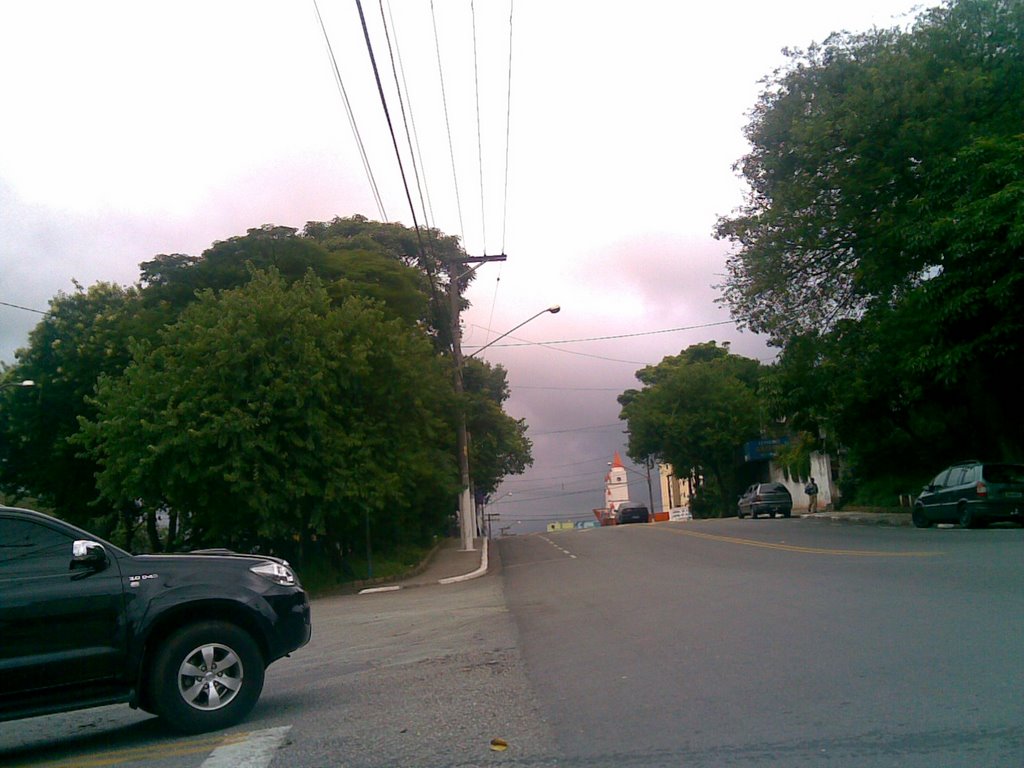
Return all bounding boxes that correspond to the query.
[18,731,250,768]
[656,525,942,557]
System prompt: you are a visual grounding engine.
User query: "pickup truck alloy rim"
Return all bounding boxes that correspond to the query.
[177,642,244,711]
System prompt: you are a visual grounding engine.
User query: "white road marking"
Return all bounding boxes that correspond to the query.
[200,726,292,768]
[540,535,577,559]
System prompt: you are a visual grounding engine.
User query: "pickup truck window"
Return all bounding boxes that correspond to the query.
[0,518,72,576]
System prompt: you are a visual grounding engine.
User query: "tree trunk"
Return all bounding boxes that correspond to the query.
[146,509,162,552]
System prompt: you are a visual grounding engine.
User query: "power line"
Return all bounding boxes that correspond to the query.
[386,0,435,227]
[430,0,465,247]
[499,487,604,504]
[471,0,487,253]
[500,0,514,254]
[312,0,387,221]
[353,0,425,250]
[0,300,47,315]
[531,423,624,436]
[468,319,736,349]
[485,0,514,346]
[511,384,625,392]
[378,0,431,230]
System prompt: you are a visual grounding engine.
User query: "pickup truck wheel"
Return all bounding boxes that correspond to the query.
[150,621,265,733]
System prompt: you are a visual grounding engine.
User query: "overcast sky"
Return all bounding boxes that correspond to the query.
[0,1,919,532]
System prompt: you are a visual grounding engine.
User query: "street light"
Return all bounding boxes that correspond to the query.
[466,305,560,359]
[0,380,34,391]
[453,305,561,552]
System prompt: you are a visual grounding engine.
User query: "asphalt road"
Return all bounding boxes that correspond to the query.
[498,518,1024,766]
[0,557,555,768]
[2,518,1021,767]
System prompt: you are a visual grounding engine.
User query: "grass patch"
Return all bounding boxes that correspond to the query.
[847,473,926,509]
[298,541,438,596]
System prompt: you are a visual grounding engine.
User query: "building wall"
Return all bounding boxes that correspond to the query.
[769,451,834,511]
[657,463,694,513]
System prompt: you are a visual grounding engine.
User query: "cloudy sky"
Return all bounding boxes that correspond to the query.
[1,0,919,532]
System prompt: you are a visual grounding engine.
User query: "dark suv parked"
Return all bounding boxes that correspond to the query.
[913,461,1024,528]
[737,483,793,519]
[0,506,311,732]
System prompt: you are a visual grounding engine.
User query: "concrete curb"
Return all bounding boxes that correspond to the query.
[358,539,489,594]
[438,539,489,584]
[802,511,912,527]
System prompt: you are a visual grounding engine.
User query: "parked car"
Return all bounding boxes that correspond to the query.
[913,461,1024,528]
[0,506,311,732]
[737,483,793,519]
[617,503,650,524]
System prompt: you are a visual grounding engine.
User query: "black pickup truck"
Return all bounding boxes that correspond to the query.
[0,506,311,733]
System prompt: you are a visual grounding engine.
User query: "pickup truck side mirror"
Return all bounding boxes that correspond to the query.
[71,540,109,570]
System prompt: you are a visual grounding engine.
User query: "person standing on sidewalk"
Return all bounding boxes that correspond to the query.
[805,477,819,513]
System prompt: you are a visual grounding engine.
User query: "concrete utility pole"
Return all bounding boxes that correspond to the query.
[449,254,506,552]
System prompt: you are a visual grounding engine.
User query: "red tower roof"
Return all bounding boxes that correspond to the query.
[611,451,624,468]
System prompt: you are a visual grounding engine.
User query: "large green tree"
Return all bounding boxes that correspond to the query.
[0,282,149,530]
[76,269,458,562]
[3,216,532,555]
[463,358,533,498]
[618,343,764,516]
[716,0,1024,482]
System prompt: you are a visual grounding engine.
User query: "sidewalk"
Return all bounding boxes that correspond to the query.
[802,509,912,526]
[359,537,488,594]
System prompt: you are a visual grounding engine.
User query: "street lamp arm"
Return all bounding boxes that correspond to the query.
[466,306,560,359]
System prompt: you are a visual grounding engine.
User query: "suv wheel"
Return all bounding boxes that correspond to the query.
[911,505,932,529]
[150,621,265,733]
[958,503,975,529]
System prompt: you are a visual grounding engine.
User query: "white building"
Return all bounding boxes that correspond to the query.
[604,452,631,513]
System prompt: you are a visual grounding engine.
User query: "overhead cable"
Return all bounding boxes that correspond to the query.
[500,0,514,254]
[388,1,435,227]
[466,319,736,349]
[379,0,432,230]
[471,0,487,253]
[430,0,466,247]
[0,300,47,315]
[353,0,435,292]
[312,0,387,221]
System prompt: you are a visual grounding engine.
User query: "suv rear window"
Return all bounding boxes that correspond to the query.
[984,464,1024,483]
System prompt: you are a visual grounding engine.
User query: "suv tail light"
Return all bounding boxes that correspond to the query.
[976,481,988,497]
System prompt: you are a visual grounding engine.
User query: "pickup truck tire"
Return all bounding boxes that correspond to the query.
[149,621,265,733]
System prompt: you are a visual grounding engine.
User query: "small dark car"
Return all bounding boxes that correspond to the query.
[913,461,1024,528]
[0,506,311,732]
[737,483,793,519]
[617,504,650,524]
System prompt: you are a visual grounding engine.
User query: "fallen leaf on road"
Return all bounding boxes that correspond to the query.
[490,738,509,752]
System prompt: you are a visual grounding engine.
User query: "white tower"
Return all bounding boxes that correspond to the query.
[604,451,631,512]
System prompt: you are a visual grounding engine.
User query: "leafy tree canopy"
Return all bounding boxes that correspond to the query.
[75,268,459,559]
[717,0,1023,358]
[618,343,764,515]
[716,0,1024,485]
[463,358,533,497]
[140,219,443,333]
[0,282,144,527]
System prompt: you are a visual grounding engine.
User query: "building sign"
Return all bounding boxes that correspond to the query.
[743,437,790,462]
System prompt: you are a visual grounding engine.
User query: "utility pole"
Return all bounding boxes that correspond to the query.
[449,254,506,551]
